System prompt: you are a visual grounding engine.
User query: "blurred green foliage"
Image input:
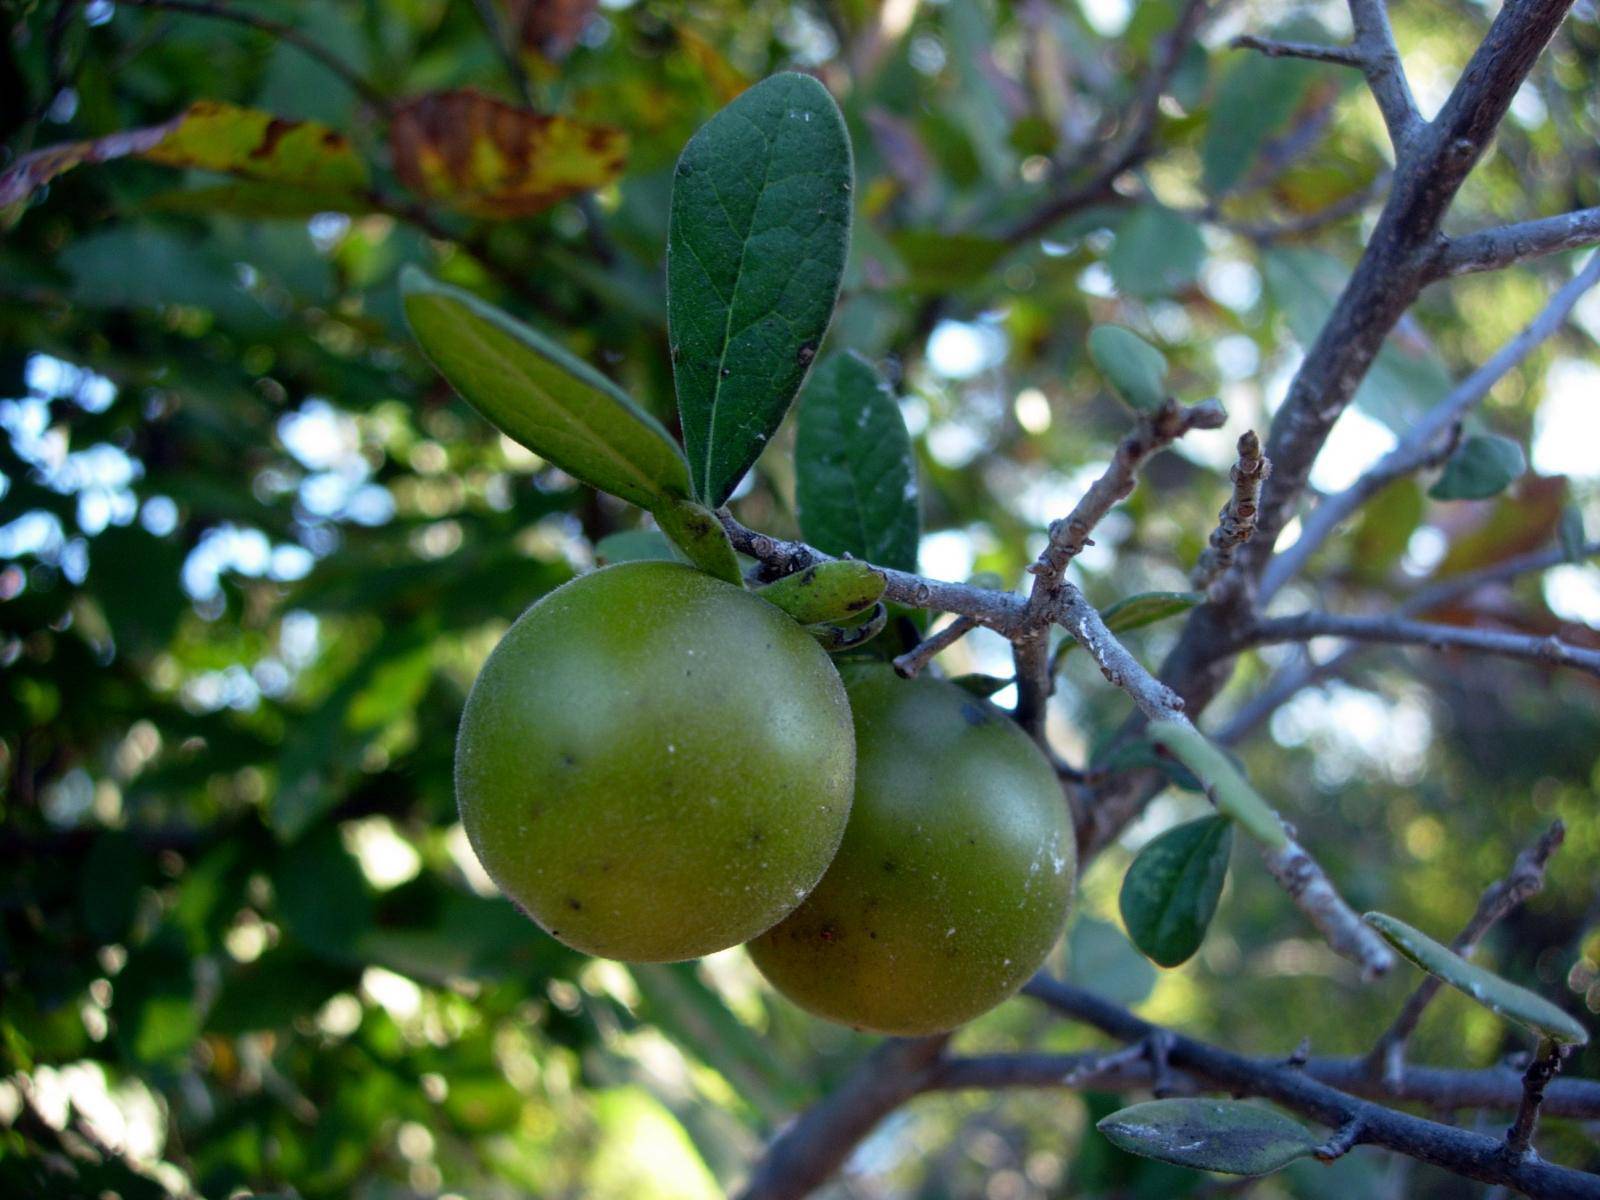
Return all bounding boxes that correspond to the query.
[1,1,1597,1197]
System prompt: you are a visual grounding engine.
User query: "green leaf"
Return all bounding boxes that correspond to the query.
[1203,47,1328,194]
[594,529,685,565]
[1120,816,1233,967]
[1087,325,1170,413]
[795,351,920,572]
[950,673,1013,698]
[1056,590,1201,666]
[653,496,744,585]
[1147,720,1286,849]
[668,72,853,506]
[400,267,691,508]
[1108,206,1205,299]
[1098,1099,1319,1176]
[1428,435,1527,501]
[1559,505,1588,562]
[1363,912,1590,1046]
[757,560,887,624]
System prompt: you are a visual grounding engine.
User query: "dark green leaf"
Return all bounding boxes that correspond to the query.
[1087,325,1170,413]
[795,351,920,572]
[401,267,691,508]
[1120,816,1233,967]
[950,673,1013,698]
[1109,206,1204,299]
[1098,1099,1318,1176]
[654,496,744,585]
[1364,912,1590,1046]
[757,560,886,624]
[668,72,853,506]
[1428,435,1527,501]
[80,832,146,942]
[888,230,1009,291]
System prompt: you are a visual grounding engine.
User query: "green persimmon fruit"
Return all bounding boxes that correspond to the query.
[455,560,855,962]
[748,665,1076,1034]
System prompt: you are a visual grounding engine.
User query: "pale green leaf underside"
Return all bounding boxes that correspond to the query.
[400,267,690,509]
[1099,1099,1318,1176]
[795,351,920,573]
[668,72,853,507]
[1148,720,1287,849]
[1364,912,1590,1046]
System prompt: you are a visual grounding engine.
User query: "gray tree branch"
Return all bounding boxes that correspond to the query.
[1431,206,1600,279]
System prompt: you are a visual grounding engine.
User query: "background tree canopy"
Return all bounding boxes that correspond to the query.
[1,1,1598,1197]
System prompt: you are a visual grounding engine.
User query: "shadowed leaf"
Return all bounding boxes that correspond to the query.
[400,268,690,508]
[1428,434,1526,501]
[1109,206,1204,299]
[1087,325,1169,413]
[1098,1099,1318,1175]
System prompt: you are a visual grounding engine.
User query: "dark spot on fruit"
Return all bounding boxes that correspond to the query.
[966,836,976,846]
[566,897,583,911]
[561,753,578,768]
[818,923,839,943]
[868,930,878,939]
[748,828,765,846]
[959,701,991,727]
[881,858,898,874]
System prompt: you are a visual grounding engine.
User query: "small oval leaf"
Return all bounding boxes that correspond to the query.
[757,560,887,625]
[1363,912,1590,1047]
[653,497,744,586]
[1087,325,1169,413]
[1428,434,1526,501]
[668,72,853,507]
[400,268,691,509]
[1147,721,1286,849]
[1098,1099,1318,1176]
[1120,815,1234,968]
[796,351,920,572]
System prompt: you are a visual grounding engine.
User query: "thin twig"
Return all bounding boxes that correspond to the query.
[1368,823,1566,1083]
[1504,1039,1568,1159]
[1193,431,1271,593]
[1346,0,1424,149]
[892,616,978,678]
[119,0,392,113]
[1431,206,1600,280]
[1259,252,1600,604]
[1259,831,1396,979]
[1249,611,1600,679]
[1231,35,1364,68]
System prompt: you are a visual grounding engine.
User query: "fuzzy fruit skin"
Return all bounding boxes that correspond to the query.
[747,665,1075,1034]
[455,560,855,962]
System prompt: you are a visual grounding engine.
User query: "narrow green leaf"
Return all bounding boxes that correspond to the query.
[1087,326,1169,414]
[756,560,886,625]
[1120,816,1234,968]
[795,351,920,571]
[594,530,684,566]
[1055,590,1201,667]
[1098,1099,1318,1176]
[1428,435,1527,501]
[1108,206,1205,299]
[653,497,744,586]
[1363,912,1590,1046]
[400,267,690,508]
[668,72,853,506]
[1559,505,1588,563]
[1147,720,1287,849]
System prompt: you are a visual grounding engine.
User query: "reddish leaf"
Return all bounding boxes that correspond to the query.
[389,89,627,219]
[503,0,597,61]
